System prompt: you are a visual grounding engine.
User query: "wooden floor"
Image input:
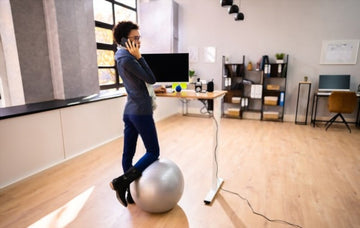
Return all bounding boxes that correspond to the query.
[1,115,360,228]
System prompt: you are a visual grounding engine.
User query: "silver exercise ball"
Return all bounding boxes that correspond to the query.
[130,158,184,213]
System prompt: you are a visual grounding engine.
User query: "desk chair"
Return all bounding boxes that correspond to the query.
[325,91,357,133]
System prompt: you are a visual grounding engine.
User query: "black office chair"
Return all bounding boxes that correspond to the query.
[325,91,357,133]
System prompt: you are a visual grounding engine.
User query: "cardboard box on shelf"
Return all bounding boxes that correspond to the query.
[264,96,278,105]
[227,108,240,117]
[263,111,279,120]
[266,84,280,90]
[231,97,241,103]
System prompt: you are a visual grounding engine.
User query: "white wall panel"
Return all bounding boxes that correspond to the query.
[60,98,125,159]
[0,110,64,187]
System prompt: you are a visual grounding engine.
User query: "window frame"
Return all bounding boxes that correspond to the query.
[94,0,138,90]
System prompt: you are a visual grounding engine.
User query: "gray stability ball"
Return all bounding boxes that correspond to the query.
[130,158,184,213]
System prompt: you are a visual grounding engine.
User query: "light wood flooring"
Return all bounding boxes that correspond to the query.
[1,115,360,228]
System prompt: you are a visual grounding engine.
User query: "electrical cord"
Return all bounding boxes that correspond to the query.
[199,99,213,115]
[212,115,219,179]
[211,115,303,228]
[221,188,303,228]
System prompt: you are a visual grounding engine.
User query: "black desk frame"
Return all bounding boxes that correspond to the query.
[310,92,360,128]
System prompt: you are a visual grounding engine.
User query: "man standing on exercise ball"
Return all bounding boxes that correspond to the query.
[110,21,160,207]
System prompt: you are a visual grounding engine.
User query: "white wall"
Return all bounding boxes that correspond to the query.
[0,0,25,106]
[0,36,8,107]
[174,0,360,118]
[139,0,178,53]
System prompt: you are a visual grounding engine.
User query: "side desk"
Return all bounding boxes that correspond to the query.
[310,92,360,127]
[157,90,227,205]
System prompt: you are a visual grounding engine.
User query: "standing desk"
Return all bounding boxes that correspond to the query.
[310,92,360,127]
[157,90,227,204]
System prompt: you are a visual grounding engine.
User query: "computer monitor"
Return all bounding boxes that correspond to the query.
[142,53,189,83]
[318,75,350,92]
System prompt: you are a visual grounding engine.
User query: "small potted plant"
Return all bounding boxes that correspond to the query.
[275,53,285,64]
[189,69,196,83]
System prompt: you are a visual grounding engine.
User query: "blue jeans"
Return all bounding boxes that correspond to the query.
[122,114,160,173]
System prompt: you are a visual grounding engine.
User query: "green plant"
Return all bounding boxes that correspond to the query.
[189,70,195,77]
[275,53,285,60]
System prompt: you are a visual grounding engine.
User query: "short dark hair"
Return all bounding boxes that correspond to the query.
[113,21,139,45]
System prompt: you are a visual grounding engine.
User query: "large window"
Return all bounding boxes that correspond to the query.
[93,0,137,89]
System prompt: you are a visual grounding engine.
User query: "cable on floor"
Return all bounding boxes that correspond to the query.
[221,188,303,228]
[211,116,303,228]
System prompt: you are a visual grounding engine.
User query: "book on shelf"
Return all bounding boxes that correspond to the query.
[250,84,263,98]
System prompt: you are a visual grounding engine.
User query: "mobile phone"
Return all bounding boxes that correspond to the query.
[120,37,128,47]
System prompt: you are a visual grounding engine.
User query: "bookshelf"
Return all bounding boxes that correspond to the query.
[221,56,245,118]
[261,55,289,121]
[221,54,289,121]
